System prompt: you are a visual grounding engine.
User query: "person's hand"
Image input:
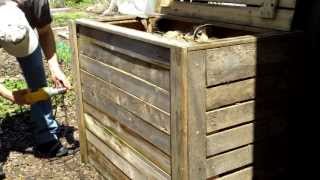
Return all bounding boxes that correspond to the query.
[48,56,71,89]
[12,89,31,105]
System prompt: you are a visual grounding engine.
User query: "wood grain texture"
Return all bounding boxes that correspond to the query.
[206,99,286,133]
[206,76,288,111]
[194,0,296,9]
[87,143,130,180]
[218,167,253,180]
[170,49,207,180]
[207,101,256,133]
[206,145,253,178]
[78,26,171,68]
[84,103,171,174]
[81,71,171,134]
[80,54,170,112]
[81,74,170,155]
[78,39,170,91]
[170,47,188,180]
[76,19,189,49]
[69,21,88,162]
[186,50,207,180]
[86,131,148,180]
[206,78,255,110]
[85,115,170,180]
[206,43,257,87]
[162,1,295,31]
[206,118,287,156]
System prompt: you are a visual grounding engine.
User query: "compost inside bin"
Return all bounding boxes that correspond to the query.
[113,17,258,43]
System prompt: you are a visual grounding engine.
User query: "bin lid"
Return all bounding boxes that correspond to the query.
[159,0,297,31]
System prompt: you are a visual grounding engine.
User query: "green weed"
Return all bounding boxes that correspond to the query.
[56,41,72,65]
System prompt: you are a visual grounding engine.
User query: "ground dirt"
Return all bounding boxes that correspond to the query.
[0,25,101,180]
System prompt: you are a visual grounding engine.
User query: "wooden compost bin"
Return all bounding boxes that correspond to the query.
[70,1,300,179]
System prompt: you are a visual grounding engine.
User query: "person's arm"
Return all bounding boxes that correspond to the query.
[0,83,14,101]
[0,83,29,105]
[37,24,71,89]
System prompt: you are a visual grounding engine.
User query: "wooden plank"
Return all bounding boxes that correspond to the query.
[87,143,130,180]
[170,49,207,180]
[207,101,256,132]
[85,117,170,180]
[194,0,296,9]
[76,18,189,49]
[206,79,255,110]
[206,99,286,133]
[81,70,171,135]
[218,167,253,180]
[81,84,170,156]
[206,43,256,87]
[206,39,292,87]
[170,47,188,180]
[79,54,170,112]
[206,145,253,178]
[86,131,147,180]
[206,119,287,156]
[78,26,171,69]
[84,103,171,174]
[69,21,88,162]
[206,76,287,111]
[207,134,288,178]
[187,50,207,180]
[78,39,170,91]
[162,1,295,31]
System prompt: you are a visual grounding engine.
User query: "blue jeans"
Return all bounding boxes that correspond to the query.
[17,46,59,145]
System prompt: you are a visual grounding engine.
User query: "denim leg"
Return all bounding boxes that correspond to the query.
[17,46,59,145]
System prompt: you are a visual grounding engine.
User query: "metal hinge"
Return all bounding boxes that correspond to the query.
[259,0,279,19]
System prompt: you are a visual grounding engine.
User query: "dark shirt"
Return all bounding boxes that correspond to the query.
[14,0,52,28]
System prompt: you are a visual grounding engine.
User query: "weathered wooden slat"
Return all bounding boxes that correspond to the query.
[170,47,188,180]
[170,49,207,180]
[217,167,253,180]
[85,116,170,180]
[206,99,286,133]
[81,70,171,134]
[162,1,295,31]
[80,54,170,112]
[76,19,189,49]
[206,145,253,178]
[206,39,292,87]
[69,21,88,162]
[87,143,130,180]
[206,43,256,87]
[194,0,296,9]
[187,51,207,179]
[207,101,256,133]
[77,27,171,69]
[86,131,147,180]
[206,76,287,111]
[84,103,171,173]
[206,78,255,110]
[206,119,287,156]
[81,82,170,155]
[78,39,170,91]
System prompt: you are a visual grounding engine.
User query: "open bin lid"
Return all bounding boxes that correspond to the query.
[159,0,297,31]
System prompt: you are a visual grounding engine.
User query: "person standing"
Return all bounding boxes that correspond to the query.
[0,0,70,159]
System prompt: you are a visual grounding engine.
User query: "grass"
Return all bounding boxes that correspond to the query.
[56,41,72,65]
[52,11,93,27]
[65,0,95,9]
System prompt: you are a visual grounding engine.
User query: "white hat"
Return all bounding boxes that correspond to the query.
[0,2,38,57]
